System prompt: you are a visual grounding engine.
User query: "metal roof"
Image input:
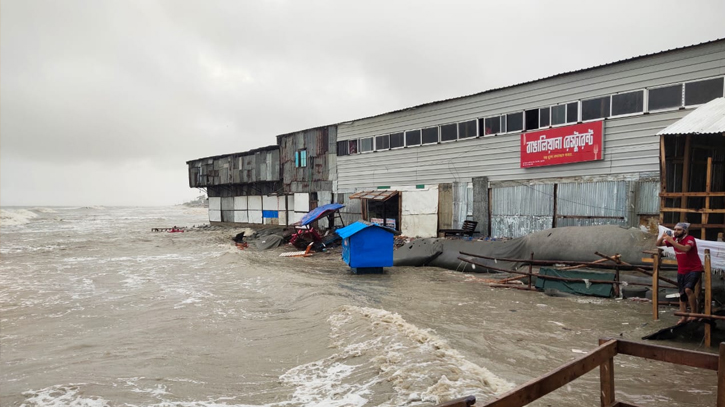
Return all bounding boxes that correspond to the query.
[657,98,725,136]
[348,190,399,201]
[335,220,399,239]
[186,144,279,164]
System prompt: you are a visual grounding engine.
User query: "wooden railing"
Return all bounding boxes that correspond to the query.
[440,338,723,407]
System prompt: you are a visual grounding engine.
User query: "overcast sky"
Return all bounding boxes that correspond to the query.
[2,1,724,206]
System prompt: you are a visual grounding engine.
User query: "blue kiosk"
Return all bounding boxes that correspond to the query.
[335,220,399,274]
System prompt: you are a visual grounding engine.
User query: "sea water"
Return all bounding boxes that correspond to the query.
[0,206,716,406]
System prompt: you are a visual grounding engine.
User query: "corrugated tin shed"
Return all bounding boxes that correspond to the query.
[657,97,725,135]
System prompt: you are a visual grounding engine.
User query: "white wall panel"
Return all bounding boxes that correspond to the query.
[277,196,287,210]
[279,212,288,226]
[294,193,310,212]
[401,214,438,237]
[234,211,249,223]
[234,196,248,210]
[209,210,222,222]
[248,196,262,210]
[263,195,278,210]
[208,197,221,211]
[248,210,263,224]
[401,188,438,215]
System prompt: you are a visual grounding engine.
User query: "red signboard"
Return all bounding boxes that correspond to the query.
[520,121,604,168]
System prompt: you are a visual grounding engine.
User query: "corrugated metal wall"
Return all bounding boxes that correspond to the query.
[334,42,725,191]
[188,147,280,188]
[278,126,336,194]
[490,179,660,238]
[491,184,555,238]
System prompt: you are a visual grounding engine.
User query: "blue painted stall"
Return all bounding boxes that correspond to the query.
[336,221,398,273]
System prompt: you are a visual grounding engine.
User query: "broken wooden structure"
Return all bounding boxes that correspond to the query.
[457,251,678,298]
[657,99,725,241]
[453,338,725,407]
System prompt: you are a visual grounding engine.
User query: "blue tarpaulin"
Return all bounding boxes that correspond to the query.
[298,203,345,226]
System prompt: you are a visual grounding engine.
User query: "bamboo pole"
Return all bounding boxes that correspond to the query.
[459,251,659,271]
[703,157,712,240]
[705,249,712,347]
[680,135,691,223]
[653,251,660,321]
[528,252,533,290]
[594,251,678,287]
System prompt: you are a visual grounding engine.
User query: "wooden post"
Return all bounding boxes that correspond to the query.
[614,266,620,298]
[599,338,615,407]
[703,157,712,240]
[653,251,660,321]
[528,252,534,290]
[705,249,712,347]
[680,135,691,223]
[718,342,725,407]
[659,136,667,225]
[552,184,558,229]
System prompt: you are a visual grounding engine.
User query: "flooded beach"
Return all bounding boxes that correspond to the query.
[0,206,717,407]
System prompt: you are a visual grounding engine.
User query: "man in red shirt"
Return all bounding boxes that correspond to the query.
[656,222,703,324]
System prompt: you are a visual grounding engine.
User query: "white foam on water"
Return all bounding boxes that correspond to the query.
[30,207,57,213]
[1,209,39,226]
[21,384,110,407]
[280,305,514,407]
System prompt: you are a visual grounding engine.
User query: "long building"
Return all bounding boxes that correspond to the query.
[188,38,725,239]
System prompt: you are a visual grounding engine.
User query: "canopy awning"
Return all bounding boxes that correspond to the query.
[657,97,725,136]
[297,203,345,226]
[348,190,399,201]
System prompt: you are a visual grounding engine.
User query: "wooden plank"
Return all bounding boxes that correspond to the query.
[659,136,667,226]
[483,340,618,407]
[706,249,712,347]
[680,135,691,222]
[660,192,725,197]
[652,254,659,321]
[640,257,678,266]
[434,396,476,407]
[703,157,712,240]
[661,223,725,229]
[594,252,678,286]
[674,312,725,321]
[718,342,725,407]
[599,338,615,407]
[614,338,718,371]
[528,252,533,290]
[660,208,725,214]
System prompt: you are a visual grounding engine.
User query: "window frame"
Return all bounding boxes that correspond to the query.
[581,95,611,122]
[405,129,422,147]
[358,137,374,153]
[483,115,505,137]
[295,149,308,168]
[421,126,439,145]
[610,89,646,118]
[389,132,405,150]
[458,119,478,139]
[336,140,349,156]
[505,111,524,134]
[539,106,550,128]
[683,76,725,108]
[374,134,390,151]
[647,83,683,113]
[440,122,458,143]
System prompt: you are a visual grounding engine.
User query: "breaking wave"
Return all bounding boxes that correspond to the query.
[280,305,514,406]
[1,209,39,226]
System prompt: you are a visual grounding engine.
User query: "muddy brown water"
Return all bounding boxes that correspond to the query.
[0,206,717,407]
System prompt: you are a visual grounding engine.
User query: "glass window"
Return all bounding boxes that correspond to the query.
[685,77,724,106]
[506,112,523,133]
[295,149,307,167]
[348,139,358,154]
[649,84,682,111]
[566,102,578,123]
[539,107,550,127]
[359,137,373,152]
[375,135,389,150]
[440,124,457,142]
[582,96,610,121]
[336,140,349,156]
[405,130,421,146]
[458,120,477,139]
[612,90,644,116]
[551,105,566,125]
[484,116,501,135]
[525,109,539,131]
[422,127,438,144]
[390,132,404,148]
